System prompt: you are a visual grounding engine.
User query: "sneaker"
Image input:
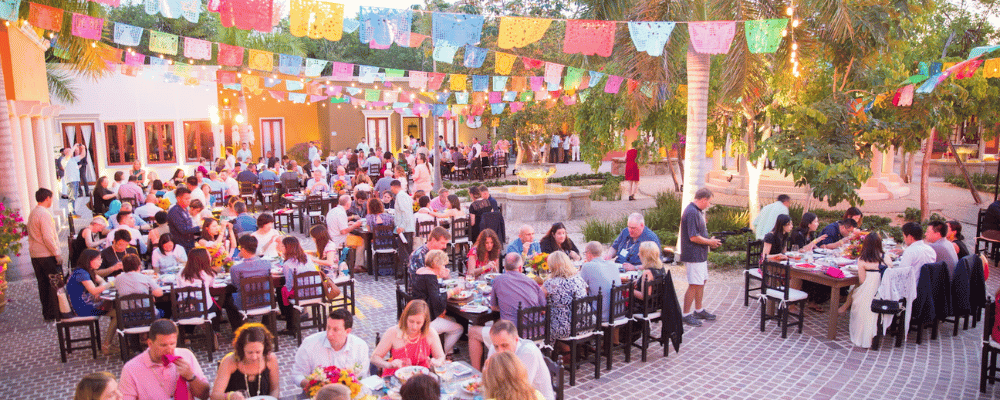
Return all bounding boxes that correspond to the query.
[682,314,703,327]
[695,310,717,321]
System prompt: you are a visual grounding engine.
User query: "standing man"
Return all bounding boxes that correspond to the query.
[27,188,61,321]
[166,187,201,251]
[392,180,415,266]
[549,133,561,163]
[753,195,791,240]
[236,143,253,164]
[62,148,83,214]
[561,134,571,163]
[225,148,236,171]
[308,141,320,164]
[356,138,370,157]
[570,133,581,162]
[680,188,722,327]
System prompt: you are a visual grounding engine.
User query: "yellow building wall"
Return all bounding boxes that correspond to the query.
[0,25,49,102]
[320,104,367,153]
[216,91,321,161]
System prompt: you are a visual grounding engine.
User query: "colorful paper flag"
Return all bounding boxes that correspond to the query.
[563,20,616,57]
[359,6,411,47]
[149,31,179,55]
[494,52,517,75]
[604,75,624,93]
[433,12,484,47]
[331,62,353,80]
[114,23,143,46]
[464,46,488,68]
[544,62,564,85]
[492,76,508,92]
[248,49,274,71]
[745,19,787,54]
[278,54,303,75]
[304,58,329,76]
[71,13,103,40]
[434,42,460,63]
[218,44,244,66]
[183,37,212,60]
[0,0,20,21]
[29,3,63,32]
[218,0,273,32]
[628,21,675,56]
[145,0,201,23]
[409,70,427,89]
[498,16,551,49]
[450,74,467,91]
[688,21,736,54]
[290,0,344,41]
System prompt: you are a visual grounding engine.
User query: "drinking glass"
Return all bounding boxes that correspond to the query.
[791,245,800,253]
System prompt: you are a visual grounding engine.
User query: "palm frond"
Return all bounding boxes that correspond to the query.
[46,63,78,104]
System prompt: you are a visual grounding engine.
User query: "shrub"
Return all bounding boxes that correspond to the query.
[654,229,677,247]
[706,205,750,233]
[582,217,627,244]
[787,203,804,225]
[903,207,921,222]
[945,173,997,193]
[717,231,755,252]
[708,251,747,270]
[590,179,622,201]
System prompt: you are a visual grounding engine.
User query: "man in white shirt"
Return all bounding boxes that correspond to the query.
[326,195,362,249]
[237,143,253,163]
[225,148,236,171]
[356,138,370,156]
[134,194,162,222]
[308,141,320,163]
[392,180,415,256]
[185,177,207,208]
[221,171,240,198]
[108,211,147,254]
[897,222,936,271]
[311,159,328,178]
[549,134,561,163]
[753,195,791,239]
[293,309,370,390]
[487,321,554,400]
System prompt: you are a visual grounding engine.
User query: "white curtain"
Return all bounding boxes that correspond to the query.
[81,124,95,183]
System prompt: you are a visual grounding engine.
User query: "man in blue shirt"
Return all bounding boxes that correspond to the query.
[609,213,662,270]
[232,201,257,236]
[226,235,273,331]
[165,187,201,251]
[505,224,541,258]
[818,218,858,249]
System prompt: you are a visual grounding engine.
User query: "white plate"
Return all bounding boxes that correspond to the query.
[394,365,430,383]
[247,396,278,400]
[460,305,489,313]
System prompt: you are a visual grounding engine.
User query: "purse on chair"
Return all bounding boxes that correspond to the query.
[871,299,904,314]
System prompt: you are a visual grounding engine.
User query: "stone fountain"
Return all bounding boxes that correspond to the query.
[491,164,591,221]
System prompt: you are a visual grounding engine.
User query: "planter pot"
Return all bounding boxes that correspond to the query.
[0,256,9,316]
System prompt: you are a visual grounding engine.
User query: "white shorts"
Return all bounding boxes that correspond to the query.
[686,261,708,285]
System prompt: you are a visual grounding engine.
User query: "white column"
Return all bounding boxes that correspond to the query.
[32,116,53,193]
[7,104,30,210]
[712,149,723,171]
[20,115,40,208]
[870,147,883,179]
[883,147,895,176]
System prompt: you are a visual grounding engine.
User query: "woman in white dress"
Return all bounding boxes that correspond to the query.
[841,233,892,348]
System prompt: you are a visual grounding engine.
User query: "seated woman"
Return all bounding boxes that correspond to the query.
[310,224,344,277]
[66,249,112,318]
[169,168,186,189]
[437,195,465,220]
[539,222,580,261]
[74,371,121,400]
[70,216,109,266]
[840,233,892,348]
[482,352,545,400]
[410,250,464,356]
[220,196,240,220]
[149,179,166,197]
[632,241,666,304]
[381,190,395,210]
[366,198,396,249]
[543,251,587,342]
[789,212,827,253]
[175,247,220,305]
[760,214,792,263]
[352,170,373,194]
[210,323,281,400]
[278,236,319,331]
[467,229,501,278]
[251,213,281,259]
[948,220,970,259]
[151,233,188,274]
[371,300,446,377]
[198,218,233,256]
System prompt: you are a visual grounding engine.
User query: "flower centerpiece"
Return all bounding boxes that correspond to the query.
[0,199,28,315]
[843,233,867,259]
[305,365,367,399]
[333,180,346,195]
[156,197,172,211]
[199,244,233,272]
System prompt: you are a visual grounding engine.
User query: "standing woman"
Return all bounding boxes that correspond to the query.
[412,153,432,194]
[538,222,581,261]
[75,144,91,196]
[841,233,891,348]
[624,148,639,201]
[210,323,281,400]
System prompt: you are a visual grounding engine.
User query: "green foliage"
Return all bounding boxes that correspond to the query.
[705,205,750,233]
[0,198,28,258]
[286,143,309,165]
[717,232,756,252]
[548,173,620,187]
[708,252,747,270]
[787,203,804,226]
[944,173,997,193]
[582,218,627,244]
[903,207,922,222]
[454,189,469,199]
[590,180,622,201]
[573,89,635,170]
[654,230,678,247]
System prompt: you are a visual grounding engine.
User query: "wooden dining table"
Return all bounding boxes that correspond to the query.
[789,267,860,340]
[279,193,339,234]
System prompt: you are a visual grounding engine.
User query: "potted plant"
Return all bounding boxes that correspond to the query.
[0,198,28,315]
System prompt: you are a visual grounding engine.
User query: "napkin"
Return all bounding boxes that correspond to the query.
[162,354,191,400]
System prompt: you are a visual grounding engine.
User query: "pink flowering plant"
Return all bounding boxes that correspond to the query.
[0,198,27,259]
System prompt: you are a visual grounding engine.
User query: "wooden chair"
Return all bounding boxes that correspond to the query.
[744,239,764,307]
[395,287,415,320]
[980,297,999,392]
[238,181,257,212]
[304,195,326,228]
[237,275,280,351]
[760,261,807,338]
[119,195,140,208]
[556,292,602,386]
[516,302,551,355]
[372,224,398,281]
[260,179,278,211]
[543,355,565,400]
[454,158,469,180]
[629,275,665,362]
[449,216,472,274]
[330,272,357,315]
[602,281,633,370]
[210,189,225,207]
[170,285,216,361]
[416,220,436,243]
[289,270,328,346]
[871,298,907,351]
[54,276,102,363]
[976,208,1000,264]
[115,293,157,361]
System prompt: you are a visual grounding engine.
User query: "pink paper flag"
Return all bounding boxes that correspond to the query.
[326,85,342,96]
[93,0,121,6]
[184,37,212,60]
[510,102,523,113]
[544,62,564,85]
[956,60,983,79]
[331,62,354,80]
[427,72,446,91]
[529,76,544,90]
[218,71,238,85]
[71,13,104,40]
[488,92,502,103]
[563,20,616,57]
[522,57,543,70]
[688,21,737,54]
[124,52,145,66]
[409,71,427,88]
[604,75,624,93]
[217,44,244,66]
[562,95,576,105]
[219,0,274,33]
[894,84,914,107]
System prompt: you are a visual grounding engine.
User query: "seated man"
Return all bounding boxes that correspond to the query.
[468,253,545,371]
[231,201,257,236]
[505,224,541,258]
[315,384,352,400]
[926,220,959,277]
[579,241,620,321]
[609,213,662,271]
[107,211,148,254]
[428,188,450,213]
[134,194,162,223]
[408,227,451,289]
[897,222,936,270]
[817,218,858,249]
[226,235,272,330]
[115,254,164,297]
[486,320,555,400]
[293,308,370,391]
[118,319,210,400]
[983,198,1000,241]
[98,230,139,277]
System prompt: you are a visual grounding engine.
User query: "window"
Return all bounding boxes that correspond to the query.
[145,121,176,164]
[104,122,137,166]
[184,120,215,162]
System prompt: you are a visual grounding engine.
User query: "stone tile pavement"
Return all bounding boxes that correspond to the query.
[4,263,1000,399]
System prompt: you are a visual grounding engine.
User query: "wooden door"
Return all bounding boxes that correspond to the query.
[260,118,285,158]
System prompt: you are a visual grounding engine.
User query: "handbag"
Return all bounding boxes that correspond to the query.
[871,299,904,314]
[322,276,342,301]
[345,234,364,249]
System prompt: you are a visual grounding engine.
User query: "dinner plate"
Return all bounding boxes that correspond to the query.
[460,305,489,313]
[395,365,430,384]
[247,396,278,400]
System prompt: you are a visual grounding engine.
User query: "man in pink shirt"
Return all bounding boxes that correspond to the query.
[428,188,450,212]
[119,319,210,400]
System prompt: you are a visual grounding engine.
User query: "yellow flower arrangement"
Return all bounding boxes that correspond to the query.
[529,252,549,272]
[156,198,172,211]
[197,244,232,272]
[305,365,365,399]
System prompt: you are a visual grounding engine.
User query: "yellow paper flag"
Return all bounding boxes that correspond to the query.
[495,52,517,75]
[498,17,552,49]
[450,74,467,91]
[248,49,274,71]
[290,0,344,41]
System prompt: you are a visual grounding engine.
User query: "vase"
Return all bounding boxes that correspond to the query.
[0,256,9,316]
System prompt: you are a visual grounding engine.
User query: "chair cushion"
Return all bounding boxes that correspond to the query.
[118,326,150,335]
[59,316,100,324]
[177,317,209,325]
[746,268,762,278]
[632,311,661,321]
[990,338,1000,350]
[559,330,602,342]
[764,288,808,302]
[601,317,632,328]
[243,306,275,316]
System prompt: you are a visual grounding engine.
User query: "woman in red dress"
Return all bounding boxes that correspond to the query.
[624,148,640,201]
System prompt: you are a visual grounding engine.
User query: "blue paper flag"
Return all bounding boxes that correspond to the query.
[345,87,362,96]
[114,23,144,47]
[433,42,459,63]
[279,54,303,76]
[464,46,488,68]
[436,92,450,103]
[491,103,506,114]
[432,13,484,47]
[503,91,517,101]
[493,76,509,92]
[359,7,412,47]
[304,59,328,77]
[929,62,942,76]
[286,80,304,91]
[628,22,675,57]
[149,56,169,66]
[916,73,942,94]
[343,18,360,33]
[223,84,243,91]
[289,93,307,103]
[264,77,281,88]
[0,0,19,22]
[969,45,1000,59]
[455,92,469,104]
[547,80,560,91]
[472,75,489,92]
[589,71,605,85]
[432,104,448,117]
[358,65,379,83]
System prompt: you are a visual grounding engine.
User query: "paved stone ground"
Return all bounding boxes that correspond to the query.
[5,156,1000,398]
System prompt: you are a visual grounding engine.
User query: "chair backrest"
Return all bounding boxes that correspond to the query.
[210,190,225,206]
[416,220,436,239]
[746,239,764,269]
[569,292,602,336]
[292,269,325,304]
[543,355,565,400]
[282,177,301,193]
[635,275,665,318]
[516,302,550,345]
[170,285,210,321]
[239,181,255,196]
[261,179,277,195]
[395,287,414,319]
[457,158,468,168]
[238,275,275,311]
[305,195,325,214]
[116,293,157,330]
[373,223,397,251]
[607,281,632,323]
[450,216,470,243]
[761,261,792,299]
[978,209,988,238]
[120,196,139,208]
[984,297,996,342]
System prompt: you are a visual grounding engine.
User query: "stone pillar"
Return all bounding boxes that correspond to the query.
[7,105,30,211]
[712,149,723,171]
[883,146,895,176]
[32,116,53,195]
[870,148,883,179]
[19,114,39,208]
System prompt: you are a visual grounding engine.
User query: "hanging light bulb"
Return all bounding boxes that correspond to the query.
[792,43,799,50]
[792,19,801,28]
[786,7,794,16]
[781,29,788,37]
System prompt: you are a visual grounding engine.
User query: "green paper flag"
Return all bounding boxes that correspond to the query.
[365,89,380,101]
[744,19,787,54]
[578,89,591,102]
[519,91,534,102]
[563,67,584,91]
[385,68,405,78]
[149,30,179,56]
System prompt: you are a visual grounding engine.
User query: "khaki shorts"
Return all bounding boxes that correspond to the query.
[686,261,708,285]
